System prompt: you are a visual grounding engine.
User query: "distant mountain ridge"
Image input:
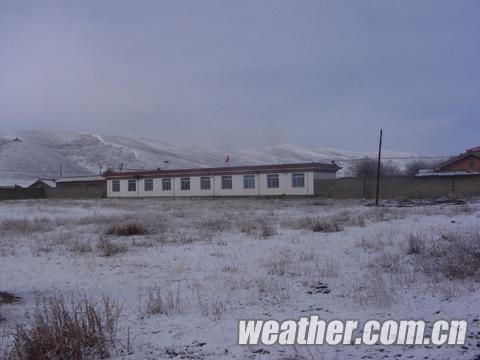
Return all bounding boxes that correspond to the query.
[0,130,414,186]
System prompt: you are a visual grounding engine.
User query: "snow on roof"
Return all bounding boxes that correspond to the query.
[466,146,480,152]
[55,176,105,183]
[104,162,340,179]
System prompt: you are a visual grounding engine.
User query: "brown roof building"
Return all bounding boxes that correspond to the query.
[438,147,480,173]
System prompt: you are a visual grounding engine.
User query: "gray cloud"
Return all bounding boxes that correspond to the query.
[0,0,478,155]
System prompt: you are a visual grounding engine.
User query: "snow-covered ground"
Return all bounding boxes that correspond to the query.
[1,198,479,359]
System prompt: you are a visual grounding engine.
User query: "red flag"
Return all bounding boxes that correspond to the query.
[225,154,230,164]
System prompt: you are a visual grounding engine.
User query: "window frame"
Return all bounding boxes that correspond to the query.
[267,174,279,189]
[200,176,211,190]
[221,175,233,190]
[144,179,153,192]
[112,180,120,192]
[292,173,305,188]
[162,178,171,191]
[180,177,190,191]
[243,174,255,189]
[127,179,137,192]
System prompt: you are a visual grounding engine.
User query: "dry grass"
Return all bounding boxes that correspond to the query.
[236,219,259,235]
[352,272,396,307]
[196,292,226,320]
[285,210,369,233]
[259,223,277,238]
[413,231,480,280]
[264,248,294,276]
[0,218,54,235]
[310,219,343,233]
[105,222,148,236]
[139,287,183,318]
[97,236,128,257]
[69,239,93,254]
[406,234,425,255]
[198,217,232,233]
[8,296,121,360]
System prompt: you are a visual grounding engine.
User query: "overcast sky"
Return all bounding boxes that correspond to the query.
[0,1,478,154]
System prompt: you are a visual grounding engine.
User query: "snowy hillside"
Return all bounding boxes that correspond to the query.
[0,130,414,185]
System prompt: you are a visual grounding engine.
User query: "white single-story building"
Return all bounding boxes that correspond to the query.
[104,162,339,198]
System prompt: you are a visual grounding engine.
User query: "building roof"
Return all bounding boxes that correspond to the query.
[466,146,480,152]
[55,176,105,183]
[28,179,56,188]
[438,151,480,171]
[103,162,340,179]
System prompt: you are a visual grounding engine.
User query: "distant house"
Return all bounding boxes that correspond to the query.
[52,176,107,198]
[438,147,480,173]
[55,176,106,189]
[28,179,56,189]
[417,147,480,177]
[104,162,340,198]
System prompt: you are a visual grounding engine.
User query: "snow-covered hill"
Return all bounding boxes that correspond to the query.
[0,130,414,185]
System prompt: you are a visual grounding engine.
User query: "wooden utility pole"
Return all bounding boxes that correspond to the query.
[375,129,383,206]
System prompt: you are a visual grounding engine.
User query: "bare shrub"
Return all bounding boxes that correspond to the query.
[254,276,290,303]
[359,236,385,253]
[236,219,276,238]
[259,223,277,238]
[222,265,237,273]
[350,157,377,178]
[236,219,258,235]
[29,239,52,256]
[105,222,147,237]
[416,231,480,280]
[196,293,225,320]
[369,250,401,273]
[9,295,121,360]
[332,211,366,227]
[286,211,366,233]
[140,288,183,317]
[68,239,93,253]
[264,249,293,276]
[210,300,225,320]
[406,234,425,255]
[352,272,396,307]
[311,218,343,233]
[97,236,128,257]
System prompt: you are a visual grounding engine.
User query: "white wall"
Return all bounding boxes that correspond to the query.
[107,171,328,197]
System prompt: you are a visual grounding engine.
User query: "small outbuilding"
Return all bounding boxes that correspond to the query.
[55,176,106,189]
[52,176,107,198]
[28,179,56,189]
